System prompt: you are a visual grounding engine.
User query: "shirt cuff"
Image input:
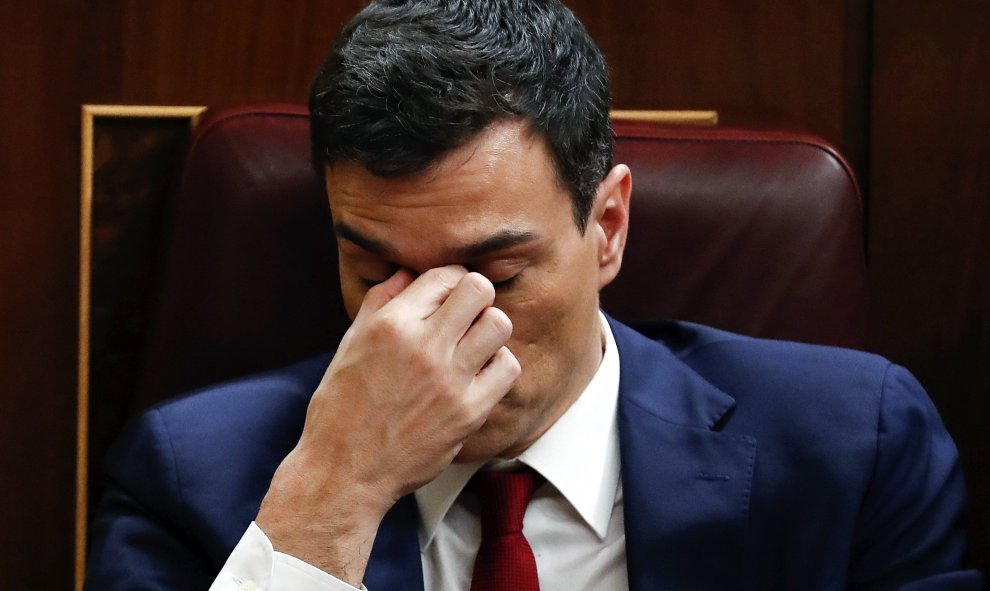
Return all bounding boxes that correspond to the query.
[209,522,367,591]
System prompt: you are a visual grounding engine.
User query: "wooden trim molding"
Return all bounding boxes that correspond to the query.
[76,104,205,591]
[610,109,719,125]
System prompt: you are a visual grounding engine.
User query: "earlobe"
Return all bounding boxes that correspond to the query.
[593,164,632,290]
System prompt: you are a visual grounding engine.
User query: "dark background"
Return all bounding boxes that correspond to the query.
[0,0,987,587]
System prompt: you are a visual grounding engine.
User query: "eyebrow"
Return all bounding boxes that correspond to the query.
[454,229,538,259]
[334,222,538,260]
[334,222,398,257]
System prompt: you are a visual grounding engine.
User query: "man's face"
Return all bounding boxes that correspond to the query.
[326,120,629,462]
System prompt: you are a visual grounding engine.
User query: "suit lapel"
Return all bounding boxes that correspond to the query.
[609,319,757,591]
[364,494,424,590]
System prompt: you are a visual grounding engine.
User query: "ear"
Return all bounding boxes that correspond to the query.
[589,164,632,290]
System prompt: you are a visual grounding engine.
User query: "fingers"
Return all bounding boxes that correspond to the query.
[455,306,512,372]
[469,346,521,408]
[358,268,416,314]
[429,272,496,341]
[382,265,468,319]
[360,267,507,369]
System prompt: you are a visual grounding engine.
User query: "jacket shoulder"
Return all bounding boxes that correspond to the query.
[96,353,329,561]
[148,352,328,433]
[632,320,893,396]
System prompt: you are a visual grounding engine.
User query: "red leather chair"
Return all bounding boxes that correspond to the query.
[134,103,868,411]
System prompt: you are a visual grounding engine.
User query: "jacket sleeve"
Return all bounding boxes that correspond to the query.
[84,408,215,590]
[849,364,984,590]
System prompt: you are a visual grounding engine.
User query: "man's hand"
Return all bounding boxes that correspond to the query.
[256,266,520,586]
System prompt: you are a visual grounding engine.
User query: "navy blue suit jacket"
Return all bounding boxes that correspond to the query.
[86,319,983,589]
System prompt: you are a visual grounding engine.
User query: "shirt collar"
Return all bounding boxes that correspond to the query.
[415,311,622,549]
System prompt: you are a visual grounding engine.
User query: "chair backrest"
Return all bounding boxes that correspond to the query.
[135,103,867,410]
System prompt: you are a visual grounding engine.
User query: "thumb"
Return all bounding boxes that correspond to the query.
[357,268,416,315]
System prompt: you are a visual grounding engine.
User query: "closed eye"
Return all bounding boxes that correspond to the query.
[492,275,519,291]
[362,272,520,290]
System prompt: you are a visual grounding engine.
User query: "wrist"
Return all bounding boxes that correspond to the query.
[255,449,391,585]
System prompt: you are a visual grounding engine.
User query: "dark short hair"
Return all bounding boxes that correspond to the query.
[309,0,613,231]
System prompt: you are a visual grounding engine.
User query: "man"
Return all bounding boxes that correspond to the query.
[86,1,982,589]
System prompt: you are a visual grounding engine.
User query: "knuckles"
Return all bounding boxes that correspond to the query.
[365,310,406,342]
[496,346,522,379]
[459,272,496,303]
[422,265,468,291]
[480,307,513,342]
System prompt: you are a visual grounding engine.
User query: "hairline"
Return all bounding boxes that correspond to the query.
[321,117,595,233]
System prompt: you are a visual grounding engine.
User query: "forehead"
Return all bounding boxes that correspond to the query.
[325,121,574,256]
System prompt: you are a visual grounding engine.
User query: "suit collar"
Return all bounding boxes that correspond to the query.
[609,317,757,590]
[607,316,736,429]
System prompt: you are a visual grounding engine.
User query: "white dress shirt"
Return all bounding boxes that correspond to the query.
[210,312,626,591]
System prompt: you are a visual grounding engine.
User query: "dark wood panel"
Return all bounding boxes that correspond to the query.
[568,0,871,177]
[116,0,365,104]
[869,0,990,573]
[0,0,87,587]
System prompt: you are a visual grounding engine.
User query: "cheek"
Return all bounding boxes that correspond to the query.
[498,254,601,386]
[500,285,579,373]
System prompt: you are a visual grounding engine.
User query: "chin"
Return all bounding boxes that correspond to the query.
[452,381,552,462]
[452,417,521,463]
[452,433,510,463]
[451,447,496,464]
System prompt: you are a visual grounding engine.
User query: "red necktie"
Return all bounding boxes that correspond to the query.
[470,469,542,591]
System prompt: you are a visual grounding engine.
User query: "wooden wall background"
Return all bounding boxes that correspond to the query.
[0,0,986,586]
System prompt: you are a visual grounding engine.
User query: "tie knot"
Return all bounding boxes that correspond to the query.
[472,468,541,537]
